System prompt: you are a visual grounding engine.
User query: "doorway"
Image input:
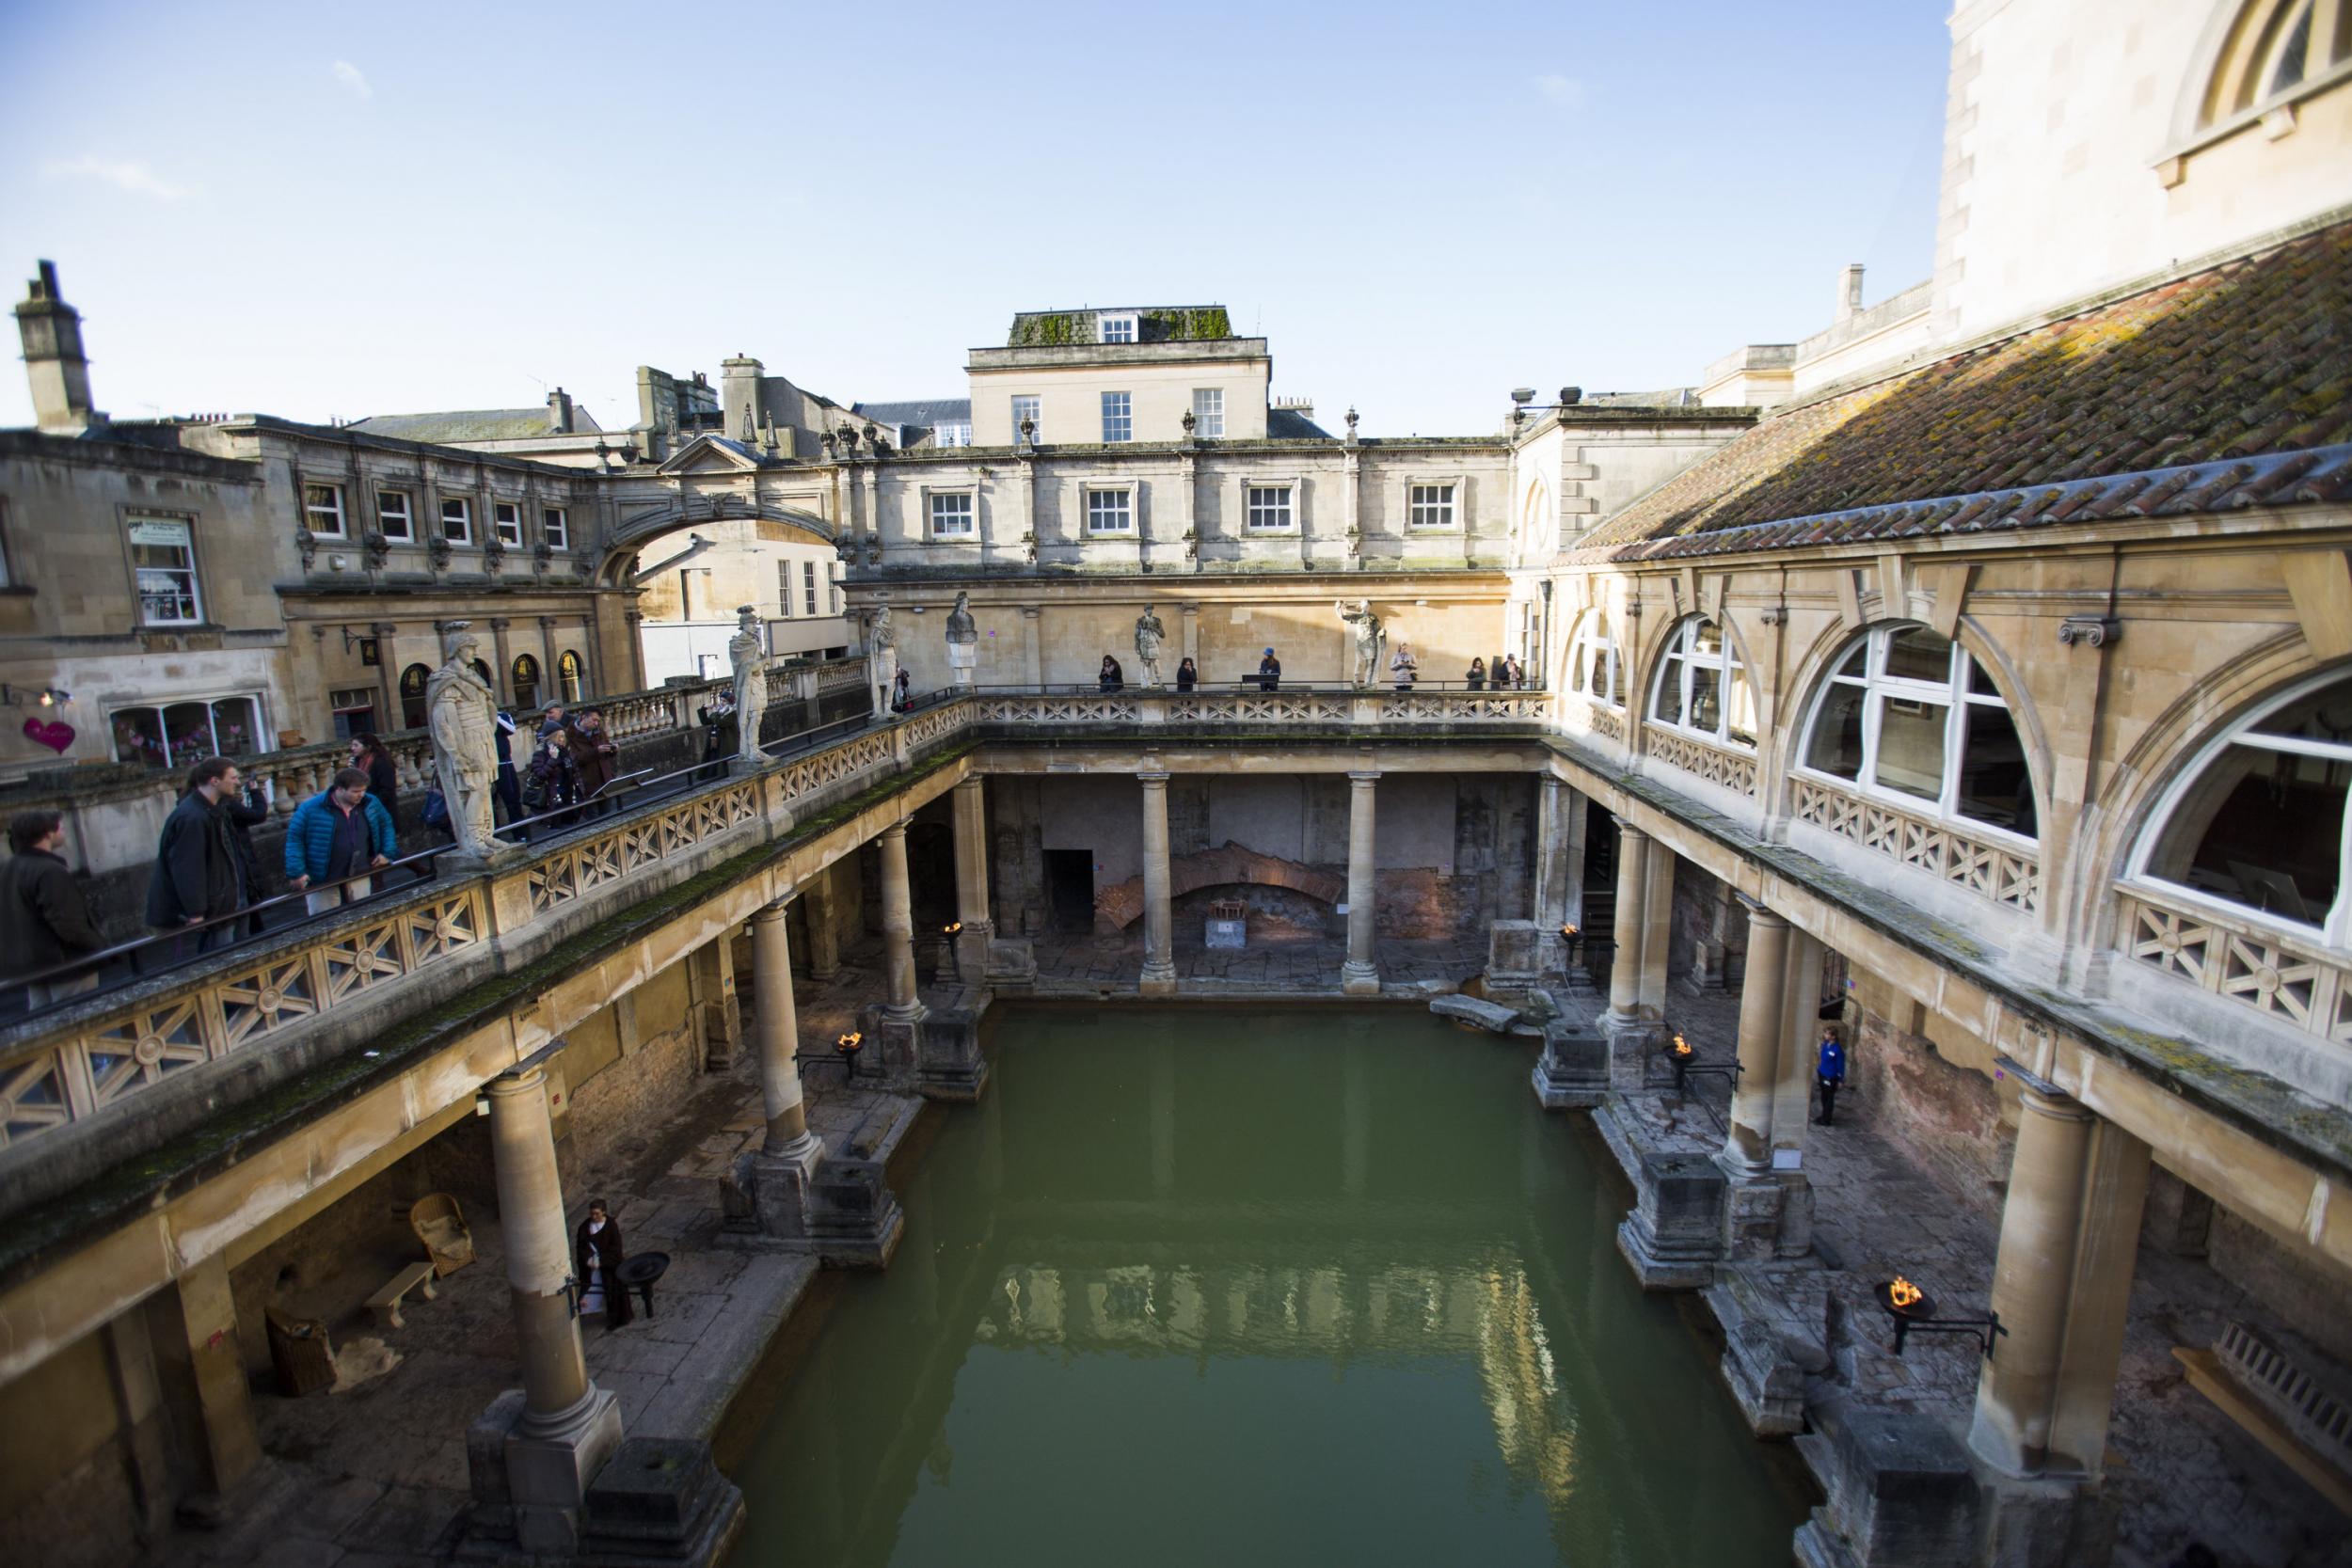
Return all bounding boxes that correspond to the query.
[1044,850,1095,932]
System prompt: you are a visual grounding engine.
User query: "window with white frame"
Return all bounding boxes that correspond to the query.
[128,516,202,626]
[1100,311,1137,343]
[1799,625,2037,838]
[1246,485,1294,531]
[929,492,976,538]
[805,561,821,617]
[303,483,346,537]
[1192,388,1225,436]
[109,694,262,769]
[776,561,794,616]
[1408,483,1456,529]
[1011,395,1041,441]
[493,500,523,546]
[2136,670,2352,939]
[933,421,972,448]
[1086,488,1133,533]
[542,506,569,549]
[439,496,473,544]
[1648,615,1756,749]
[1101,392,1133,444]
[377,489,414,540]
[1569,610,1625,706]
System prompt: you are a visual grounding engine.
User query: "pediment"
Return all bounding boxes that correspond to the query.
[655,436,762,476]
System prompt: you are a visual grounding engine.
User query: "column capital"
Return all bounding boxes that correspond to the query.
[1737,895,1787,926]
[878,819,908,841]
[1136,768,1170,785]
[2017,1081,2091,1124]
[1347,769,1381,785]
[1618,820,1650,846]
[485,1062,548,1100]
[752,895,790,923]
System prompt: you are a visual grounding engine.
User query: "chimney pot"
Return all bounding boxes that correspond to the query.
[1837,263,1866,321]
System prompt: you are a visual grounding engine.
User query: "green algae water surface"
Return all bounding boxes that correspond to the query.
[726,1006,1808,1567]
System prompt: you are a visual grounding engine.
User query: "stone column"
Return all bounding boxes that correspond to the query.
[488,617,516,703]
[750,901,816,1155]
[879,823,922,1022]
[687,934,740,1071]
[1022,606,1043,689]
[1723,900,1788,1175]
[1968,1083,2152,1480]
[1604,825,1655,1032]
[1534,777,1587,972]
[803,863,841,982]
[1138,768,1177,995]
[173,1254,261,1497]
[1180,602,1200,666]
[951,778,993,976]
[476,1061,621,1553]
[1342,770,1380,995]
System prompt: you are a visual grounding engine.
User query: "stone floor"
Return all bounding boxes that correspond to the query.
[1603,983,2352,1568]
[147,958,919,1568]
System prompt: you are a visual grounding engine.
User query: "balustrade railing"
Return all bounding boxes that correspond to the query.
[2118,884,2352,1048]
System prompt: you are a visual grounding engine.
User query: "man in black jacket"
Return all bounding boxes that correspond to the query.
[3,810,104,1006]
[146,756,248,955]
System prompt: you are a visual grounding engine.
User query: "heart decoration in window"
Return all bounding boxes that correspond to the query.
[23,718,75,753]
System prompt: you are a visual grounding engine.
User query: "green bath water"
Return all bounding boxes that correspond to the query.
[725,1006,1809,1566]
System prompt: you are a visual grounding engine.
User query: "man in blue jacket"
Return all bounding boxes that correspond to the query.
[286,768,395,916]
[1815,1025,1848,1126]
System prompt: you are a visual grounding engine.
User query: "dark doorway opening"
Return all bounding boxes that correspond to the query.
[1044,849,1095,932]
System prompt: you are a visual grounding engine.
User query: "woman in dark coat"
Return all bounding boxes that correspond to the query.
[574,1197,633,1329]
[351,734,399,822]
[1175,657,1198,692]
[1098,656,1124,692]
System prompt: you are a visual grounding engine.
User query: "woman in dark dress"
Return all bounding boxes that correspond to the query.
[1098,656,1124,692]
[1175,657,1198,692]
[574,1197,633,1329]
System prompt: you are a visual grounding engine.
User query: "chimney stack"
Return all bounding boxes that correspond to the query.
[1836,262,1866,322]
[15,261,103,435]
[547,386,574,433]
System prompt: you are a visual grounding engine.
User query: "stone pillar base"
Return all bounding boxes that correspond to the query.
[1602,1012,1668,1088]
[1789,1410,1980,1568]
[1139,961,1178,997]
[580,1436,744,1568]
[1716,1165,1814,1261]
[1613,1150,1726,1291]
[1531,1019,1607,1109]
[1701,1268,1831,1438]
[1485,919,1542,1004]
[914,1007,990,1102]
[463,1386,624,1560]
[985,936,1038,989]
[722,1136,824,1243]
[859,1004,927,1089]
[1341,960,1381,997]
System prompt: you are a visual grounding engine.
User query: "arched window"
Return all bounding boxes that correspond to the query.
[2136,670,2352,941]
[398,662,431,730]
[1569,610,1625,707]
[558,649,585,705]
[2186,0,2349,131]
[1798,625,2037,840]
[1649,616,1756,748]
[511,653,542,710]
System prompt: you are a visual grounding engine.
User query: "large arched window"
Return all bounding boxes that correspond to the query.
[2136,670,2352,941]
[1798,625,2037,840]
[511,653,542,710]
[1568,610,1625,707]
[2196,0,2347,128]
[558,649,586,705]
[398,662,431,730]
[1649,616,1756,748]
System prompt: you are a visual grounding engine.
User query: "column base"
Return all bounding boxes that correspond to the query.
[984,936,1038,990]
[1341,960,1381,997]
[1789,1410,1981,1568]
[463,1386,624,1560]
[1139,959,1178,997]
[1601,1012,1668,1089]
[1715,1161,1814,1261]
[914,1007,990,1102]
[1530,1019,1607,1109]
[722,1136,826,1243]
[1613,1150,1726,1291]
[580,1437,745,1568]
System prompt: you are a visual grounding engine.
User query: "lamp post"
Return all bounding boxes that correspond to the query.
[1875,1275,2005,1359]
[834,1030,864,1080]
[943,921,963,981]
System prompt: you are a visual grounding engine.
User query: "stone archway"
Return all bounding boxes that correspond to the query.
[1093,843,1345,931]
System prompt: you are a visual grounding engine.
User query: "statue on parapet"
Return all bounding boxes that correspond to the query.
[1134,605,1167,686]
[946,592,977,645]
[1337,598,1385,688]
[729,606,767,763]
[425,622,501,857]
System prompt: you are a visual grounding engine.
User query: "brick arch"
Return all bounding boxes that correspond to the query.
[1094,843,1345,929]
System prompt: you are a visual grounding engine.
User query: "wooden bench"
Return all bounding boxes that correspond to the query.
[367,1260,439,1330]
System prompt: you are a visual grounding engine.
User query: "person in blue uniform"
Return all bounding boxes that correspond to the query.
[1815,1025,1847,1126]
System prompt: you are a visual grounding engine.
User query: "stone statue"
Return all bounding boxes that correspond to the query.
[870,604,897,650]
[870,604,899,718]
[729,606,766,763]
[946,592,977,645]
[1134,605,1167,686]
[1337,598,1385,687]
[425,622,501,857]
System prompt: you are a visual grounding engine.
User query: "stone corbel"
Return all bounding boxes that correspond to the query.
[428,534,453,573]
[1758,606,1788,627]
[2056,615,2121,648]
[294,526,318,570]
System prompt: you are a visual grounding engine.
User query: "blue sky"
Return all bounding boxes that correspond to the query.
[0,0,1952,437]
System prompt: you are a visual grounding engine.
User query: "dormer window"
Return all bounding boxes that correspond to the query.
[1100,311,1137,344]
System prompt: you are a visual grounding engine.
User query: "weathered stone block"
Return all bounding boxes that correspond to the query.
[1486,918,1543,993]
[1430,993,1520,1033]
[1615,1150,1725,1290]
[580,1434,745,1565]
[1792,1411,1979,1568]
[1532,1019,1607,1108]
[915,1007,990,1101]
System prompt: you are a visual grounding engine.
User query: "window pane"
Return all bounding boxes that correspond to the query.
[2149,741,2344,925]
[211,698,260,757]
[1885,626,1952,684]
[164,701,215,766]
[1956,702,2036,836]
[1651,658,1683,726]
[2246,681,2352,749]
[112,707,167,768]
[1807,684,1866,779]
[1967,657,2000,697]
[1873,695,1948,802]
[1688,620,1722,657]
[1836,643,1867,679]
[1725,668,1757,747]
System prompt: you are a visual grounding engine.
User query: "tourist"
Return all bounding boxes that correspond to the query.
[1389,641,1419,689]
[1257,647,1281,691]
[565,709,618,817]
[575,1197,633,1330]
[893,667,913,712]
[285,768,395,916]
[146,756,247,953]
[2,810,103,1006]
[699,689,739,762]
[524,730,579,832]
[536,704,568,739]
[1815,1024,1847,1126]
[220,777,273,934]
[1508,655,1527,689]
[1175,657,1198,692]
[1467,657,1486,690]
[1099,655,1124,692]
[350,732,399,821]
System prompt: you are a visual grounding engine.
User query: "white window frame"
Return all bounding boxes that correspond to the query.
[1085,485,1136,535]
[439,496,473,545]
[1646,614,1756,751]
[1099,311,1137,343]
[1406,481,1458,531]
[106,691,265,769]
[541,505,569,550]
[127,515,203,627]
[1101,391,1133,444]
[807,561,823,617]
[1010,395,1041,442]
[933,422,972,448]
[303,482,347,537]
[1245,483,1295,532]
[493,499,523,546]
[1794,626,2037,846]
[377,488,414,541]
[2127,668,2352,945]
[1192,388,1225,437]
[776,560,794,617]
[1569,610,1624,708]
[927,489,977,539]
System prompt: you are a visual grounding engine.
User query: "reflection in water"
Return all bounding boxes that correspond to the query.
[728,1008,1804,1567]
